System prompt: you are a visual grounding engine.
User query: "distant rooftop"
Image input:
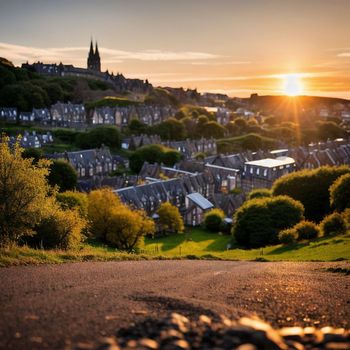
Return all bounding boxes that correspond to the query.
[187,192,214,210]
[270,149,288,155]
[245,156,295,168]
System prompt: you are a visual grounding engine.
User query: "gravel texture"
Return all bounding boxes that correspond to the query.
[94,313,350,350]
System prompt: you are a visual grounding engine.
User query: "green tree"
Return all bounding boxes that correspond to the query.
[272,166,350,222]
[233,196,304,247]
[154,118,186,140]
[201,121,226,139]
[47,159,77,192]
[75,126,121,149]
[34,206,86,249]
[106,206,155,251]
[127,119,147,136]
[0,137,51,245]
[329,173,350,212]
[317,121,346,141]
[56,191,88,217]
[248,188,272,200]
[22,148,43,163]
[204,208,225,232]
[129,144,180,173]
[87,188,121,242]
[157,202,184,233]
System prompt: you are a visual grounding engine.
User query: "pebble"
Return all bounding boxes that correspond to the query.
[90,313,349,350]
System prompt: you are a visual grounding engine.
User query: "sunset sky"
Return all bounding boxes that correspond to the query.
[1,0,350,98]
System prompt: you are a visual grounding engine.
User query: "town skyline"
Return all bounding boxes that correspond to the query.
[1,0,350,99]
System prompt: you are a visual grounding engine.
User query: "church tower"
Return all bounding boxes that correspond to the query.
[87,39,101,72]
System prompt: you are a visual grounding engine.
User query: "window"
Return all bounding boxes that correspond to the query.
[256,168,260,175]
[263,169,268,177]
[81,168,86,177]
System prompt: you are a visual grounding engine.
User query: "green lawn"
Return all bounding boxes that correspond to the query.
[1,229,349,267]
[143,228,350,261]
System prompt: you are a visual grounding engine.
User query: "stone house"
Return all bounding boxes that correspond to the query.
[0,107,17,122]
[49,146,122,179]
[184,192,214,226]
[50,102,86,127]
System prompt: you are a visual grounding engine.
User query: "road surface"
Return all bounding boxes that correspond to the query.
[0,261,349,349]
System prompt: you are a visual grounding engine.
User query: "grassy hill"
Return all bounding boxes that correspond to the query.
[1,228,349,266]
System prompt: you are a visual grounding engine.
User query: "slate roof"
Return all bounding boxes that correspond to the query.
[245,157,295,168]
[186,193,214,210]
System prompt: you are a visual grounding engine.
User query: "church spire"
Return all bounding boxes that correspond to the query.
[89,38,94,56]
[87,38,101,72]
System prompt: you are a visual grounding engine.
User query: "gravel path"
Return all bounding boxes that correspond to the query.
[0,261,349,349]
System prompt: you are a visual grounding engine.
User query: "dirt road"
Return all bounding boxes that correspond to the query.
[0,261,349,349]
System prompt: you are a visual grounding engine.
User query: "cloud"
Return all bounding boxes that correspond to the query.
[0,41,219,66]
[337,53,350,57]
[189,61,251,66]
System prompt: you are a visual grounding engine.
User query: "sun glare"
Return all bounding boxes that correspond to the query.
[283,74,303,96]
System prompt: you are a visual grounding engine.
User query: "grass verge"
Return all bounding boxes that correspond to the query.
[1,229,349,267]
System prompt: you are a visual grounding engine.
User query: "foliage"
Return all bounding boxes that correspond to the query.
[85,97,141,110]
[320,212,347,237]
[293,220,320,240]
[47,159,77,192]
[75,126,121,149]
[105,206,155,251]
[87,188,155,250]
[87,188,121,241]
[22,147,43,163]
[233,196,304,247]
[52,129,79,144]
[272,166,350,222]
[0,137,51,245]
[56,191,88,217]
[157,202,184,233]
[204,208,225,232]
[127,119,148,135]
[34,206,86,249]
[201,121,226,139]
[316,121,346,141]
[217,133,276,153]
[342,208,350,227]
[248,188,272,200]
[129,144,181,173]
[329,173,350,212]
[153,118,186,140]
[278,228,298,245]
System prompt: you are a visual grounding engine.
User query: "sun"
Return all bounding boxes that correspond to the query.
[283,74,303,96]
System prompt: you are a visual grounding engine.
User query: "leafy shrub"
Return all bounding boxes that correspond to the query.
[75,126,121,149]
[342,208,350,227]
[87,188,155,250]
[56,191,88,217]
[293,220,320,240]
[272,166,350,222]
[320,213,347,237]
[129,144,181,173]
[233,195,304,247]
[47,159,77,192]
[0,138,51,245]
[204,209,225,232]
[87,188,121,241]
[248,188,272,200]
[157,202,184,233]
[329,173,350,212]
[106,207,155,251]
[35,208,86,249]
[278,228,298,245]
